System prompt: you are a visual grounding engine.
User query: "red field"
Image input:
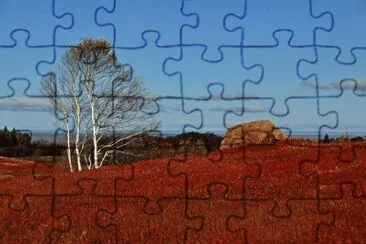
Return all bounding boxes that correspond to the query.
[0,140,365,243]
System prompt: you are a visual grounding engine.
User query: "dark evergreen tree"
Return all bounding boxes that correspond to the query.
[11,128,18,146]
[323,133,330,143]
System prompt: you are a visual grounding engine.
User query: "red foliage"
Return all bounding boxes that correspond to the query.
[0,141,365,242]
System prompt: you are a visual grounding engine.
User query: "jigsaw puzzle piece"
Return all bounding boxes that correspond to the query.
[0,31,54,97]
[240,31,318,115]
[51,160,134,195]
[0,84,74,192]
[318,184,366,242]
[0,156,54,210]
[317,81,366,161]
[301,140,366,198]
[0,0,71,46]
[96,0,195,48]
[183,83,243,133]
[29,128,135,194]
[97,197,202,243]
[226,97,337,143]
[37,45,139,106]
[141,97,203,134]
[35,47,67,79]
[181,0,243,61]
[164,45,262,99]
[227,0,332,47]
[298,47,366,97]
[186,184,246,243]
[216,98,323,216]
[113,32,182,98]
[37,41,150,100]
[168,146,260,199]
[243,145,319,217]
[313,0,366,62]
[0,93,55,131]
[115,158,186,214]
[224,97,337,209]
[52,179,115,243]
[229,199,334,243]
[225,0,332,46]
[0,195,69,243]
[147,199,203,243]
[53,0,113,46]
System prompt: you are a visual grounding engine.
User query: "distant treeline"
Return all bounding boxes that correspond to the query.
[322,133,365,143]
[1,126,365,162]
[0,126,65,157]
[97,131,223,163]
[0,127,223,163]
[0,126,31,147]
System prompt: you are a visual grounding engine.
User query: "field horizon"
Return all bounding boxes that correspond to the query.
[28,129,366,144]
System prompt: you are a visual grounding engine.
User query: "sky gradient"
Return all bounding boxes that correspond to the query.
[1,0,366,137]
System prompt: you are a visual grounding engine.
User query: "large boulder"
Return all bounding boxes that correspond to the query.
[220,120,286,150]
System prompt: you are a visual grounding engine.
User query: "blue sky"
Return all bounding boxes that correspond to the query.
[0,0,366,137]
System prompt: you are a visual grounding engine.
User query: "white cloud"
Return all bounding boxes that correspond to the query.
[301,79,366,91]
[0,97,50,112]
[199,92,259,101]
[209,104,268,113]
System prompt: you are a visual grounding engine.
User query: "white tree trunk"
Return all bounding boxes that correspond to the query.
[72,74,83,172]
[74,102,82,171]
[65,119,74,173]
[90,101,99,168]
[75,123,82,171]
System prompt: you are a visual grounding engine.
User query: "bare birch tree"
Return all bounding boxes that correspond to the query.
[41,38,158,171]
[40,72,78,172]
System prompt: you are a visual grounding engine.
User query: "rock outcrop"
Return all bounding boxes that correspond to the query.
[220,120,286,150]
